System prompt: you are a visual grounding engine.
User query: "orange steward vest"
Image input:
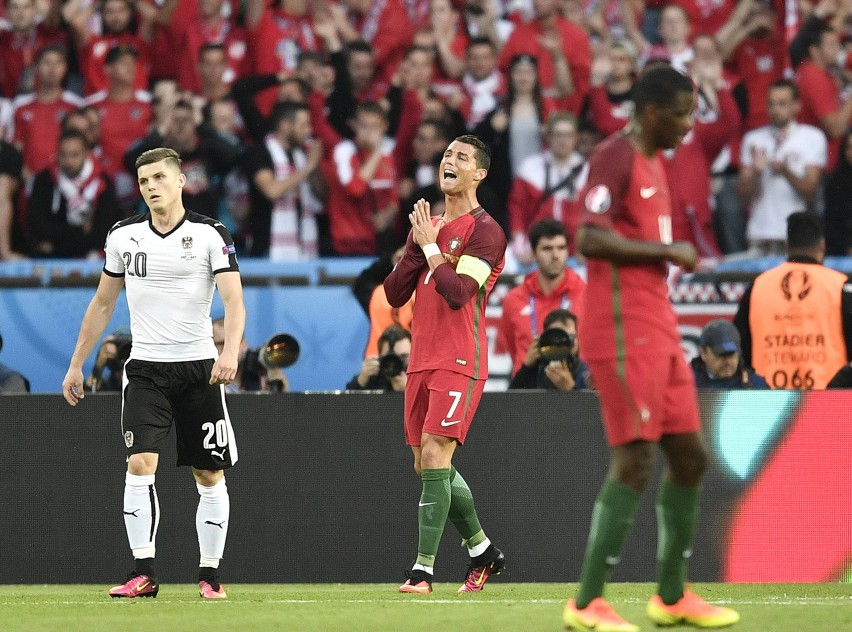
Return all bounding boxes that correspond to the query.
[749,261,848,389]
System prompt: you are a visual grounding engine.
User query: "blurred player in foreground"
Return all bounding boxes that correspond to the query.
[562,66,740,631]
[62,147,245,600]
[384,134,507,594]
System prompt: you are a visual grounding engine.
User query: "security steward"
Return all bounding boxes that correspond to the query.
[734,211,852,389]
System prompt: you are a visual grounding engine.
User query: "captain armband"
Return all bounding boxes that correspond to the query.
[455,255,492,288]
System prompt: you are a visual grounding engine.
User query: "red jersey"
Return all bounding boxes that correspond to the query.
[385,208,507,379]
[250,7,317,76]
[148,0,243,80]
[172,17,248,93]
[80,33,151,96]
[671,0,735,36]
[354,0,415,86]
[661,87,739,257]
[499,17,591,115]
[84,90,151,177]
[507,151,588,241]
[497,268,586,374]
[12,91,82,174]
[576,134,680,360]
[584,86,631,137]
[0,25,67,98]
[249,7,317,115]
[796,59,842,170]
[728,36,785,131]
[326,138,398,255]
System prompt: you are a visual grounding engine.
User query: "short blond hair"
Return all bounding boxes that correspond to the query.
[135,147,182,173]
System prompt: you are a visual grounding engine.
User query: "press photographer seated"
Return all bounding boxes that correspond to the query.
[346,324,411,392]
[508,309,589,391]
[212,318,298,393]
[85,329,132,392]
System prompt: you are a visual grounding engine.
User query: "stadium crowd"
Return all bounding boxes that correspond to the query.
[0,0,851,265]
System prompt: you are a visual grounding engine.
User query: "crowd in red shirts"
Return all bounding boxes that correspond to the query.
[1,0,851,263]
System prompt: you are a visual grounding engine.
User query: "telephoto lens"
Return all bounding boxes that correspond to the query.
[261,334,300,368]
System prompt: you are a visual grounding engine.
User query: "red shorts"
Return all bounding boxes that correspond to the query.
[404,369,485,446]
[586,351,701,447]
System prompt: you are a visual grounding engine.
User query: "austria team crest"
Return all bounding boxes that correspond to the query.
[181,236,196,261]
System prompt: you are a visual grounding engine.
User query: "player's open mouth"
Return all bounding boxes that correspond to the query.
[442,169,457,183]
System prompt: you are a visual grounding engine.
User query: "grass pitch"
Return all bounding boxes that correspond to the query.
[2,583,849,632]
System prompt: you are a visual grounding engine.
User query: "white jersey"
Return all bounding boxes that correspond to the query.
[104,211,239,362]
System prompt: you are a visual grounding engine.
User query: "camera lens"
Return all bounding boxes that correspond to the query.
[262,334,300,368]
[378,353,405,379]
[538,328,575,361]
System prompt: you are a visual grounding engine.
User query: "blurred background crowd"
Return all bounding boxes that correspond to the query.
[4,0,852,394]
[1,0,851,269]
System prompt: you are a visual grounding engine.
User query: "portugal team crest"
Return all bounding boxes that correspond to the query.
[585,185,611,214]
[447,236,463,255]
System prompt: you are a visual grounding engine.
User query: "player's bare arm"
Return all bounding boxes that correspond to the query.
[62,273,125,406]
[210,271,246,386]
[577,225,698,271]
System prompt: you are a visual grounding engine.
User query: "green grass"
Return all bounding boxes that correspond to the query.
[2,583,850,632]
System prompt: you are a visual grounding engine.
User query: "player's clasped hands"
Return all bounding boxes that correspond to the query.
[409,198,443,247]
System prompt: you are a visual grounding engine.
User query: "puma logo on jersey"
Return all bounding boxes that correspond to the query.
[204,520,226,529]
[123,509,140,517]
[130,237,143,247]
[211,449,227,460]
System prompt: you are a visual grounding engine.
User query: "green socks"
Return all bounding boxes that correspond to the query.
[448,467,486,547]
[656,480,700,605]
[575,480,641,609]
[415,468,452,569]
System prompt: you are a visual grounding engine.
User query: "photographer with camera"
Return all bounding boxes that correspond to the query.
[346,324,411,392]
[85,328,133,392]
[212,318,299,393]
[508,308,589,391]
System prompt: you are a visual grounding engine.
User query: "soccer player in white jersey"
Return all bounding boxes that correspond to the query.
[62,147,246,600]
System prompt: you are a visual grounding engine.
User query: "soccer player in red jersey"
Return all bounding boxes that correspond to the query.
[562,65,740,631]
[384,135,507,594]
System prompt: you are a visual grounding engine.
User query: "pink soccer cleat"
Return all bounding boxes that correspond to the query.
[108,573,159,598]
[199,579,228,599]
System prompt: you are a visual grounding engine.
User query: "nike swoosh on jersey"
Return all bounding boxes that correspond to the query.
[440,419,462,427]
[640,187,657,199]
[418,502,437,507]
